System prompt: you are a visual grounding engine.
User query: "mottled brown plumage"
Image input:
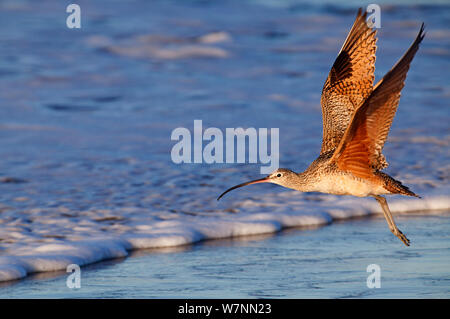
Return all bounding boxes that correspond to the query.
[330,22,426,177]
[321,8,378,155]
[218,9,425,247]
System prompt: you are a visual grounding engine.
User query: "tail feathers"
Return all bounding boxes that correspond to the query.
[377,172,421,198]
[397,184,421,198]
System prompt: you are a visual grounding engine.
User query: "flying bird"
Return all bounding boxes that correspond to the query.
[218,9,425,246]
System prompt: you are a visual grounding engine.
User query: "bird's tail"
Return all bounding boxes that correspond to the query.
[377,171,421,198]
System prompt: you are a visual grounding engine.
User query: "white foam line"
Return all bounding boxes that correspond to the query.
[0,195,449,283]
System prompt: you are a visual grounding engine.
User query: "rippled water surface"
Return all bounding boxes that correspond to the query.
[1,214,449,298]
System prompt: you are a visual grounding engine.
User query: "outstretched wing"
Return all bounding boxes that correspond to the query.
[320,8,377,155]
[330,24,425,179]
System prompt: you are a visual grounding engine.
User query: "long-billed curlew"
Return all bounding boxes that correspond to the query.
[218,9,425,246]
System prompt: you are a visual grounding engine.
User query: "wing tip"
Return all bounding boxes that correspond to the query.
[418,22,426,42]
[357,7,363,17]
[357,7,368,24]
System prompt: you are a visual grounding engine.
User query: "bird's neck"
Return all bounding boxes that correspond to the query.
[284,172,316,192]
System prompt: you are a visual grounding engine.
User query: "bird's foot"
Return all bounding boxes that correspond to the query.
[393,229,410,246]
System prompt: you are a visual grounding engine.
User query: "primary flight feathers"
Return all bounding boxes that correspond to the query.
[324,10,425,180]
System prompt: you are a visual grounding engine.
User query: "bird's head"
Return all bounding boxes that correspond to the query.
[217,168,297,200]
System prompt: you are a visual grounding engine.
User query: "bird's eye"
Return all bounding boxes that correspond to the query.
[276,173,282,177]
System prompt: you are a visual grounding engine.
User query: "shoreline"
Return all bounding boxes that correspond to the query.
[1,195,449,284]
[1,212,449,298]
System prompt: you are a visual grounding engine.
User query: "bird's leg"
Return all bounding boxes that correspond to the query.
[373,195,410,246]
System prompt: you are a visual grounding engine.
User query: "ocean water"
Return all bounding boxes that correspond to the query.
[1,214,449,298]
[0,0,449,296]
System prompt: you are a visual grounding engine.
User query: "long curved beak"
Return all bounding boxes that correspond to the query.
[217,177,270,201]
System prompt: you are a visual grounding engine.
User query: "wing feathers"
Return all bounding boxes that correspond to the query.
[330,24,425,178]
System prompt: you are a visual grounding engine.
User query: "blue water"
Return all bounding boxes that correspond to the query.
[0,0,448,210]
[0,0,449,297]
[1,214,449,298]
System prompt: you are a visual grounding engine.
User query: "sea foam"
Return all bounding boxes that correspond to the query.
[0,194,448,282]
